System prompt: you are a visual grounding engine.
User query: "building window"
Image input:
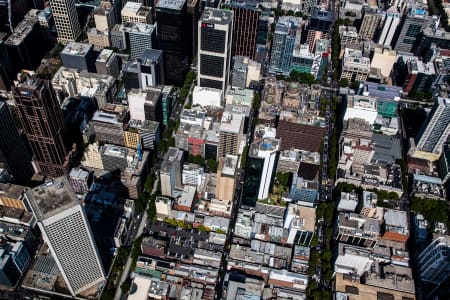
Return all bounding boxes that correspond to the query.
[377,292,394,300]
[345,285,359,295]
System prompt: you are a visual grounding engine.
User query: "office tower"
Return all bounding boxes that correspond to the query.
[186,0,201,59]
[5,18,47,74]
[439,143,450,184]
[231,56,260,88]
[127,88,163,123]
[340,48,371,82]
[359,8,385,41]
[222,0,260,59]
[110,23,133,50]
[160,147,184,197]
[417,235,450,298]
[308,7,333,32]
[122,50,164,91]
[413,97,450,161]
[0,101,34,183]
[378,9,401,48]
[269,17,298,74]
[121,2,152,24]
[243,136,280,206]
[24,177,105,296]
[156,0,190,86]
[414,28,450,61]
[182,163,203,187]
[49,0,81,43]
[13,72,73,178]
[129,23,156,59]
[217,111,244,158]
[60,42,97,73]
[0,40,13,91]
[395,6,433,53]
[216,155,237,202]
[198,8,233,92]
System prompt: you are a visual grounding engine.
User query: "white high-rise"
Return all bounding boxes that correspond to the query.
[198,8,233,93]
[378,9,401,48]
[49,0,82,43]
[24,177,105,296]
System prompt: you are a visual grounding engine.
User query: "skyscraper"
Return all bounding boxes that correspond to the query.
[0,101,34,183]
[49,0,81,43]
[198,8,233,92]
[218,111,244,158]
[13,72,73,178]
[359,8,384,41]
[269,17,298,74]
[222,0,260,59]
[156,0,190,86]
[413,97,450,161]
[243,135,280,206]
[24,177,105,296]
[160,147,184,197]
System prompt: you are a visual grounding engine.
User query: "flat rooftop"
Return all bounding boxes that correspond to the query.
[201,8,233,25]
[156,0,186,10]
[96,49,113,63]
[26,177,78,220]
[5,19,36,46]
[61,42,92,57]
[221,155,238,176]
[220,112,243,133]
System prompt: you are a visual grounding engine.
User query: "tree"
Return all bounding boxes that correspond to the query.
[188,154,205,165]
[339,78,349,88]
[276,172,291,187]
[241,146,249,167]
[207,159,218,172]
[351,80,360,91]
[253,92,261,110]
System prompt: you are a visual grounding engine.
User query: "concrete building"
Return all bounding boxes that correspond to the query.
[198,8,233,93]
[52,67,117,108]
[160,147,184,197]
[218,112,244,158]
[122,49,164,90]
[94,1,116,31]
[68,168,90,194]
[24,178,105,296]
[49,0,81,43]
[182,163,203,187]
[129,23,156,60]
[216,155,238,202]
[121,2,152,25]
[0,240,31,287]
[125,119,160,150]
[128,88,162,123]
[359,8,385,41]
[95,49,120,77]
[60,42,97,73]
[395,6,434,53]
[90,111,125,146]
[110,23,133,50]
[340,48,371,82]
[378,9,401,48]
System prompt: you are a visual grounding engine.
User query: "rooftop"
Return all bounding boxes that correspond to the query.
[220,112,243,134]
[61,42,93,57]
[5,19,37,46]
[200,8,233,25]
[156,0,186,10]
[221,155,238,176]
[26,177,79,220]
[96,49,114,63]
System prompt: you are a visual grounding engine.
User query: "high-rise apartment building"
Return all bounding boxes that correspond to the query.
[243,135,280,206]
[359,8,385,41]
[222,0,260,59]
[378,9,401,48]
[13,72,73,178]
[412,97,450,161]
[24,177,105,296]
[49,0,81,43]
[395,6,433,53]
[156,0,190,86]
[217,111,244,158]
[198,8,233,93]
[0,101,34,183]
[269,17,298,74]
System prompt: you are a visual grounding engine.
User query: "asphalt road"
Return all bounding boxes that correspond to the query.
[113,175,159,300]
